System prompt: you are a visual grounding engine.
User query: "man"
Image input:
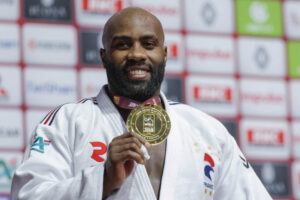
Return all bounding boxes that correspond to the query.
[11,7,272,200]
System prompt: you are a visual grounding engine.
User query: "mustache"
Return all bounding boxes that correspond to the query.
[123,60,153,70]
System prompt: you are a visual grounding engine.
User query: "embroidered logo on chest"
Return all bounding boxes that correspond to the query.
[203,145,221,198]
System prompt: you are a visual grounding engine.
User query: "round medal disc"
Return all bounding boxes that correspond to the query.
[126,105,171,146]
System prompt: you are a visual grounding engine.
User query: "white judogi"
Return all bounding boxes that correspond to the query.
[11,86,272,200]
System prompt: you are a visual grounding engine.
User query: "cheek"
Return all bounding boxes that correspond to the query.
[148,50,165,64]
[110,51,127,66]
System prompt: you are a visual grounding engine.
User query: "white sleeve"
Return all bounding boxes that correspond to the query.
[214,132,273,200]
[10,106,105,200]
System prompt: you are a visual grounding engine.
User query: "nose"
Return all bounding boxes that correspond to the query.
[127,42,147,62]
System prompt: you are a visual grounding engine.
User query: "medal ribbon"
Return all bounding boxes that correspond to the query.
[112,95,161,110]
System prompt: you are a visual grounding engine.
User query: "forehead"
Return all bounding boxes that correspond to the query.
[108,14,163,41]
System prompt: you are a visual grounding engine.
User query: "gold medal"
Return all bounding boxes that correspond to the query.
[126,105,171,146]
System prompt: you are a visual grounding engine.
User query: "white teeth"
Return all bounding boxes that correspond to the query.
[129,69,146,75]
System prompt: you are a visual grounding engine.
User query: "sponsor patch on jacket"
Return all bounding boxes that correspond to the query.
[30,136,51,153]
[90,141,107,162]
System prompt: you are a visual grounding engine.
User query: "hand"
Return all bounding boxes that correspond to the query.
[103,132,150,198]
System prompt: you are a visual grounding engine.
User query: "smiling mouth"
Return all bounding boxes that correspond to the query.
[126,67,150,80]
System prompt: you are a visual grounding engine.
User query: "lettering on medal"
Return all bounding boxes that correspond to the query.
[143,114,155,133]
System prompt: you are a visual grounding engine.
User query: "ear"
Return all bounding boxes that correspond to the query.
[100,48,106,68]
[163,46,168,64]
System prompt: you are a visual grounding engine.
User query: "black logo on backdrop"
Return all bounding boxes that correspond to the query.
[201,2,216,26]
[252,162,290,198]
[161,76,183,103]
[24,0,72,22]
[254,46,269,69]
[221,120,237,141]
[80,30,103,66]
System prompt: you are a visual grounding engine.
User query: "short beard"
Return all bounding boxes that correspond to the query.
[105,60,165,102]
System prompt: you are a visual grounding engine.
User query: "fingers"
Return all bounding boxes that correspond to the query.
[108,132,150,164]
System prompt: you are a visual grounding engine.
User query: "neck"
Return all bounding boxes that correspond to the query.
[105,86,163,121]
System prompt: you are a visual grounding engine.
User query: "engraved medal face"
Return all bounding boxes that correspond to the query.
[126,105,171,146]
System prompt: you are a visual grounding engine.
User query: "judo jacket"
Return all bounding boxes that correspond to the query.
[11,86,272,200]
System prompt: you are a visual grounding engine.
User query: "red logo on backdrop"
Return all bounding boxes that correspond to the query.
[82,0,122,13]
[166,42,178,59]
[247,128,285,146]
[187,49,231,60]
[193,85,232,103]
[90,141,107,162]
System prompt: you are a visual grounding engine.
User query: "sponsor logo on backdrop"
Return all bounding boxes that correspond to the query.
[187,36,234,74]
[187,76,237,116]
[82,0,122,14]
[0,109,23,149]
[25,68,76,107]
[240,79,287,117]
[23,24,76,66]
[80,31,102,65]
[0,127,19,139]
[238,37,285,77]
[129,4,177,16]
[26,81,75,95]
[27,39,71,51]
[201,2,216,26]
[187,49,231,61]
[247,128,284,146]
[236,0,283,36]
[242,93,284,104]
[249,2,269,24]
[252,163,290,197]
[193,85,232,104]
[164,33,183,73]
[0,154,20,193]
[0,39,18,50]
[165,42,178,60]
[24,0,72,21]
[0,24,19,63]
[241,119,289,160]
[255,46,269,69]
[126,0,181,30]
[185,0,233,33]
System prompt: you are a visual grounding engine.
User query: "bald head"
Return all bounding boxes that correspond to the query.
[102,7,165,49]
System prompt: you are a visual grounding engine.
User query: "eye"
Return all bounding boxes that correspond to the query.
[115,41,130,50]
[143,41,156,49]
